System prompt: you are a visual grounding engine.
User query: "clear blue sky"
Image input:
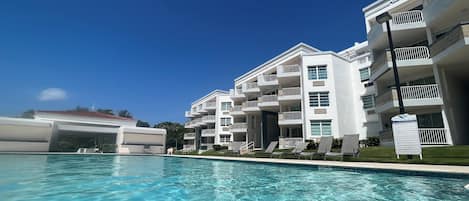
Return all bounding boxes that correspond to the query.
[0,0,375,124]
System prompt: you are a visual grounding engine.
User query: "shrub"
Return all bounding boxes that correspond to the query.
[307,141,319,150]
[366,137,380,147]
[332,138,343,149]
[213,145,228,151]
[102,144,117,153]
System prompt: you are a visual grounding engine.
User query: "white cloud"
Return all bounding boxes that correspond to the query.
[38,88,67,101]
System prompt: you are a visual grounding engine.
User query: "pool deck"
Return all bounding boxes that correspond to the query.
[168,154,469,175]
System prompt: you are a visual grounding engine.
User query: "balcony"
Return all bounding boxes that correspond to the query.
[424,0,469,28]
[258,95,279,108]
[368,10,427,49]
[192,118,202,127]
[184,133,196,140]
[277,64,301,78]
[230,123,247,133]
[202,115,216,124]
[278,111,302,125]
[201,129,216,137]
[243,82,260,93]
[375,84,443,113]
[242,100,260,112]
[278,87,301,102]
[370,46,432,81]
[230,88,246,101]
[430,23,469,64]
[185,111,193,118]
[204,102,216,110]
[184,121,193,129]
[258,74,278,87]
[230,105,245,116]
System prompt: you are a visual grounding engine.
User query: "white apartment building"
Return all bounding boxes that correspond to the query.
[229,43,380,150]
[363,0,469,146]
[184,90,233,151]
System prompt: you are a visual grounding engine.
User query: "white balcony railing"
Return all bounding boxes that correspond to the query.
[204,102,216,109]
[202,115,216,122]
[231,123,247,132]
[279,111,302,120]
[392,10,424,25]
[279,87,301,96]
[282,64,301,73]
[260,95,278,102]
[230,88,245,98]
[263,74,277,81]
[184,133,196,139]
[401,84,440,100]
[201,129,215,136]
[231,105,243,112]
[245,82,258,89]
[243,100,258,108]
[394,46,430,61]
[418,128,449,145]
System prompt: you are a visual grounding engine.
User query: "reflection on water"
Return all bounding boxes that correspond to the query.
[0,155,468,201]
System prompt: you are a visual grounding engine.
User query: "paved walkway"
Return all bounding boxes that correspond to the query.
[169,155,469,175]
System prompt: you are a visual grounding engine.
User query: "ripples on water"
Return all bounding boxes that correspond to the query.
[0,155,468,201]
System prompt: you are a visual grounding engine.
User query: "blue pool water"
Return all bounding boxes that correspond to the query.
[0,155,468,201]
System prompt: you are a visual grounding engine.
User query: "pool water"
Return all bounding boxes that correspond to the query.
[0,155,468,201]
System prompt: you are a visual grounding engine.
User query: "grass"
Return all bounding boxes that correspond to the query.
[175,146,469,166]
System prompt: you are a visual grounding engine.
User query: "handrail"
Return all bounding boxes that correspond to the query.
[392,10,424,25]
[279,87,301,96]
[279,111,302,120]
[240,141,255,155]
[260,95,278,102]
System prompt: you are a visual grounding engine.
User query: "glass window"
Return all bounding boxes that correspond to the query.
[308,65,327,80]
[309,92,329,107]
[310,120,332,136]
[221,102,232,111]
[417,113,444,128]
[220,118,231,126]
[359,67,370,82]
[361,95,375,109]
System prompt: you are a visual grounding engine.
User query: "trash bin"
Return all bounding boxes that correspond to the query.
[391,114,422,159]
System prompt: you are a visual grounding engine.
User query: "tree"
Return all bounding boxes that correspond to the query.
[118,110,132,118]
[96,108,114,115]
[136,120,150,127]
[21,109,35,119]
[154,122,185,150]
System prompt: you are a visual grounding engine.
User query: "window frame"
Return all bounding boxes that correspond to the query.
[308,65,328,80]
[310,120,332,136]
[309,92,330,107]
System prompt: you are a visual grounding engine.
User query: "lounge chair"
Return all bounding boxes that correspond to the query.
[248,141,278,156]
[271,142,308,158]
[325,134,360,160]
[299,136,333,159]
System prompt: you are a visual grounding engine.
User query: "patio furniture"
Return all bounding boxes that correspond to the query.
[299,136,333,159]
[326,134,360,160]
[271,142,308,158]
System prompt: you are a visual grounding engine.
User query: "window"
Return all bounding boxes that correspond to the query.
[359,67,370,82]
[310,120,332,136]
[309,92,329,107]
[361,95,375,109]
[417,113,444,128]
[220,135,231,143]
[220,118,231,126]
[221,102,232,111]
[282,127,302,138]
[308,65,327,80]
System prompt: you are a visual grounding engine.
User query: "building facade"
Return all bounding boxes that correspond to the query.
[184,0,469,150]
[364,0,469,145]
[184,90,233,151]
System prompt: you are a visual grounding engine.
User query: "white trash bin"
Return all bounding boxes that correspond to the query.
[391,114,422,159]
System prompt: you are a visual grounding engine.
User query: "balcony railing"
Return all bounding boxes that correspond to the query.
[245,82,258,89]
[201,129,215,136]
[278,64,301,76]
[184,121,192,128]
[263,74,277,81]
[184,133,196,139]
[279,87,301,96]
[376,84,442,108]
[392,10,424,26]
[430,23,469,57]
[202,115,216,122]
[204,102,216,109]
[258,74,278,86]
[260,95,278,102]
[230,88,245,98]
[231,105,243,112]
[371,46,431,77]
[418,128,449,145]
[279,111,302,120]
[243,100,258,108]
[230,123,247,132]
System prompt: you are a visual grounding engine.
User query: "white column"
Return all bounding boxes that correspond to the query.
[441,109,453,145]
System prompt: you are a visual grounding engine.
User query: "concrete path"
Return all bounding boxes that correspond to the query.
[169,154,469,175]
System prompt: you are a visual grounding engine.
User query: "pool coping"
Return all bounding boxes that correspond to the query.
[167,155,469,175]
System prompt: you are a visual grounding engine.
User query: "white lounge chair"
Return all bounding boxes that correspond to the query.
[299,136,333,159]
[271,142,308,158]
[326,134,360,160]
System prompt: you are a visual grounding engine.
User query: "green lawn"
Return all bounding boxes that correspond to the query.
[175,146,469,166]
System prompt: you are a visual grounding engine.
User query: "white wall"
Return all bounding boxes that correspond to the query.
[0,117,53,152]
[215,95,233,144]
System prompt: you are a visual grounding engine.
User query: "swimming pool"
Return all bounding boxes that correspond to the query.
[0,155,468,201]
